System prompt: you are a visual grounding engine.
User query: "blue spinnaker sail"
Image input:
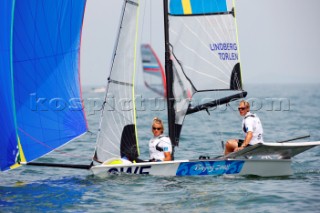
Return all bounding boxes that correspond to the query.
[0,0,19,172]
[0,0,87,171]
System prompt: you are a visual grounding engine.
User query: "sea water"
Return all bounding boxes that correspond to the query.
[1,84,320,212]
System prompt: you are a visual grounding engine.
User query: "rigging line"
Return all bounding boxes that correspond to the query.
[170,44,197,92]
[211,92,225,154]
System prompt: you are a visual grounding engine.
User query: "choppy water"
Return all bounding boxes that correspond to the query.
[1,84,320,212]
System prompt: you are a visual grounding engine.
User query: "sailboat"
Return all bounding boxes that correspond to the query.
[2,0,320,177]
[141,44,167,97]
[89,0,320,177]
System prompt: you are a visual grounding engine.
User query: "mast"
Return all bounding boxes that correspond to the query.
[163,0,176,158]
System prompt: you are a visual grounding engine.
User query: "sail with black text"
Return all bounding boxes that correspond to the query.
[167,0,245,145]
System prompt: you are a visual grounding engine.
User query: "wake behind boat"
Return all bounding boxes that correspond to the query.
[1,0,319,177]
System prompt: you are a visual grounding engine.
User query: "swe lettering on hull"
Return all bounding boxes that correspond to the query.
[108,166,151,174]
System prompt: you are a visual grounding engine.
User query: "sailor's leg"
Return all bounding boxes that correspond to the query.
[224,139,239,155]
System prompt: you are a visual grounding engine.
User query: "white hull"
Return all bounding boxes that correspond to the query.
[90,159,292,177]
[91,141,320,177]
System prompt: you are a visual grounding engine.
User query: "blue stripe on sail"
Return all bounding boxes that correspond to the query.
[143,65,160,69]
[11,0,87,162]
[0,0,19,171]
[169,0,184,15]
[170,0,228,15]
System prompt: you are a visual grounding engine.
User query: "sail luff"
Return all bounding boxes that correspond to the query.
[132,0,141,156]
[164,0,177,157]
[232,0,244,88]
[0,0,19,171]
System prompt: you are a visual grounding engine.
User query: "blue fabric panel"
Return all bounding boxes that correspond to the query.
[12,0,87,161]
[169,0,184,15]
[0,0,19,171]
[170,0,227,15]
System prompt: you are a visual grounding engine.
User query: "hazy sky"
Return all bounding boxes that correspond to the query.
[80,0,320,87]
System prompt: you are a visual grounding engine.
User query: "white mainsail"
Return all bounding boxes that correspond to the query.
[168,0,244,143]
[94,0,140,163]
